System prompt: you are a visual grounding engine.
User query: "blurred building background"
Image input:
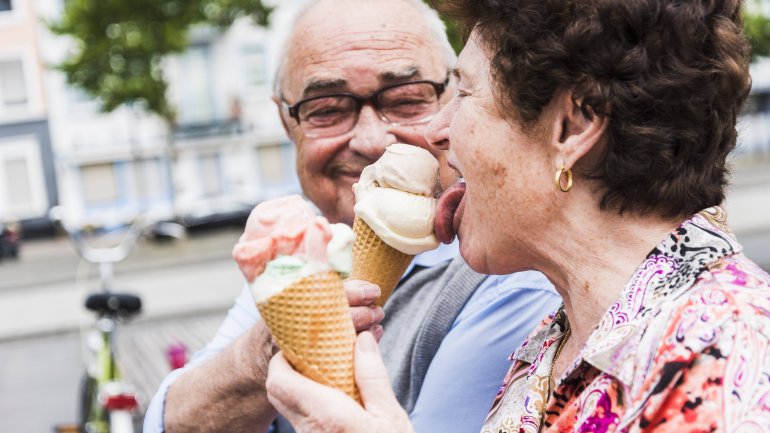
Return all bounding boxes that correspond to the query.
[1,0,305,236]
[0,0,768,237]
[744,0,770,159]
[741,0,770,158]
[0,2,764,295]
[741,57,770,157]
[0,0,57,235]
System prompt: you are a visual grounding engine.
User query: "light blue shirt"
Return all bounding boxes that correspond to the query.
[144,243,561,433]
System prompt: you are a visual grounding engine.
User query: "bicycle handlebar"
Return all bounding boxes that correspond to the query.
[48,206,186,265]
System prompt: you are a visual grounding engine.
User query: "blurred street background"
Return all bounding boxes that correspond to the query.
[0,0,769,432]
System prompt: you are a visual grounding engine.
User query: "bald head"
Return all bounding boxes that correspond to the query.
[274,0,456,97]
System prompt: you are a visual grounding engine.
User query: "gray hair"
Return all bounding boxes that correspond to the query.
[272,0,457,97]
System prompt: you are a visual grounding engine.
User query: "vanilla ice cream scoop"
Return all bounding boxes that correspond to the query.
[353,143,440,255]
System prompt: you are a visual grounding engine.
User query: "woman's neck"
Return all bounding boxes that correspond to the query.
[532,202,680,346]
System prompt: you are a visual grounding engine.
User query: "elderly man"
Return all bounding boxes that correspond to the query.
[143,1,560,433]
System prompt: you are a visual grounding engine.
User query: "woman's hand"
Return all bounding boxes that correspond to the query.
[266,331,414,433]
[345,279,385,341]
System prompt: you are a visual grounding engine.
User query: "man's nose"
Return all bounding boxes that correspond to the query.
[348,105,396,159]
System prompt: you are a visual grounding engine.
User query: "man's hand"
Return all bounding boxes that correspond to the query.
[345,279,385,341]
[164,322,278,433]
[266,332,414,433]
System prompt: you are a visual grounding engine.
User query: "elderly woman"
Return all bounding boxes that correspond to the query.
[266,0,770,432]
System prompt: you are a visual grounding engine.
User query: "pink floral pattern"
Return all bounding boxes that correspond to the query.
[482,208,770,433]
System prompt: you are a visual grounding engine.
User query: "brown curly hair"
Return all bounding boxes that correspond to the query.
[433,0,752,218]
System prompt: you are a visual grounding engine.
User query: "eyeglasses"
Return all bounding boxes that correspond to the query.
[282,77,449,138]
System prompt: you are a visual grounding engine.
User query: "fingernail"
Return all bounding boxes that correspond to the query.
[362,283,381,300]
[371,324,384,341]
[358,331,377,353]
[370,306,385,322]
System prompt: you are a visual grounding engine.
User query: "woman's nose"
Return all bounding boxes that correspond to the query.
[425,102,452,151]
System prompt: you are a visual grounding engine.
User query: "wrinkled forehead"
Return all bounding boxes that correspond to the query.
[281,4,447,100]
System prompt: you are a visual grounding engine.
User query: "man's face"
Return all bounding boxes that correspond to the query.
[276,0,451,225]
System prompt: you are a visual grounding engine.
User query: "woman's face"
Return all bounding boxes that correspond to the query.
[427,33,555,274]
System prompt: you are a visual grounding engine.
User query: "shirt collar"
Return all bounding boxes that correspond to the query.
[511,308,568,364]
[580,207,742,387]
[411,240,459,269]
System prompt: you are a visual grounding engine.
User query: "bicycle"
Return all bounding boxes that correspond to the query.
[49,207,185,433]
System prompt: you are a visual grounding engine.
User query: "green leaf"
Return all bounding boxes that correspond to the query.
[744,10,770,61]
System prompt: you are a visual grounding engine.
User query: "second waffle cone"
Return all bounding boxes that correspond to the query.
[349,217,414,307]
[257,270,360,403]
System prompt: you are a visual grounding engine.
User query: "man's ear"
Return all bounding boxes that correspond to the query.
[272,95,292,136]
[548,89,608,172]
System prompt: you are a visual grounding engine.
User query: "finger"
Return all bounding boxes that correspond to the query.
[353,332,402,418]
[370,324,384,342]
[266,352,312,420]
[350,306,385,331]
[267,352,365,431]
[344,279,381,306]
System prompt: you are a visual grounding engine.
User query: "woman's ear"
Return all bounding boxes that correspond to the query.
[548,89,608,171]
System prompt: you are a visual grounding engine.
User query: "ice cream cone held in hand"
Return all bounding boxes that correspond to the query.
[351,144,441,306]
[232,195,360,402]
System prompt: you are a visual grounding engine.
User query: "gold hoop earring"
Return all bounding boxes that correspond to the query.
[555,166,573,192]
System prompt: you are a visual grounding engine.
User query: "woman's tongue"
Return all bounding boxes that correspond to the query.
[435,182,466,244]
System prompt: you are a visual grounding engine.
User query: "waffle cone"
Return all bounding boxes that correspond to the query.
[257,270,360,403]
[349,217,414,307]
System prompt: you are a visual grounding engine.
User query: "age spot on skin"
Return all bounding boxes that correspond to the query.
[492,162,507,187]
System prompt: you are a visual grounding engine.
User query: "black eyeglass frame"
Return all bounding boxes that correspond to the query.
[282,76,450,127]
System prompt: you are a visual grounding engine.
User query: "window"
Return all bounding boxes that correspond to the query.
[199,153,223,198]
[0,136,48,220]
[81,163,119,206]
[242,45,267,90]
[257,144,286,185]
[0,0,11,12]
[0,59,27,108]
[130,158,166,202]
[4,157,32,208]
[176,45,215,125]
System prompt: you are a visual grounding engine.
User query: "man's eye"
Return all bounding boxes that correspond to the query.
[309,108,344,117]
[385,98,433,111]
[392,98,429,106]
[303,106,351,126]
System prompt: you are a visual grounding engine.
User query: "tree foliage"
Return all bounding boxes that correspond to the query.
[440,12,464,55]
[49,0,273,123]
[745,10,770,61]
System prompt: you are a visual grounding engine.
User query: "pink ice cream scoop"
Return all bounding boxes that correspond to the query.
[232,195,332,282]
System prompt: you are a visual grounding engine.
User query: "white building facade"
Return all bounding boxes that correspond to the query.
[0,0,58,235]
[34,0,304,230]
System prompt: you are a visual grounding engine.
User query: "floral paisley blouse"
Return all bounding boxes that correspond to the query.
[482,207,770,433]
